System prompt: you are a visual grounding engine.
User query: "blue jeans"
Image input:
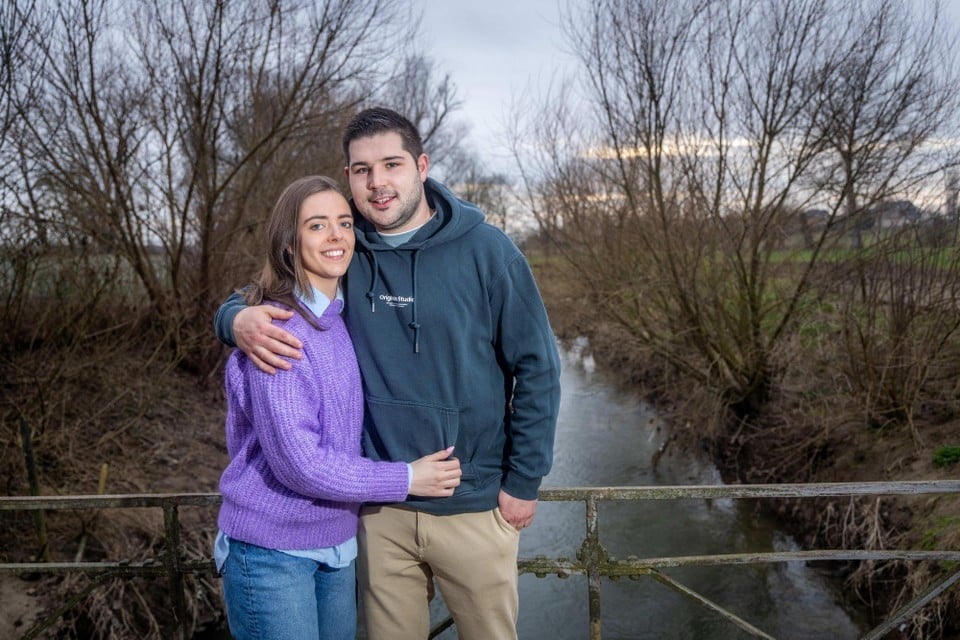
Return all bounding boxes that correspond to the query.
[221,539,357,640]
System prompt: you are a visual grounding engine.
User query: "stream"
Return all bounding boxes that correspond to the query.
[462,340,867,639]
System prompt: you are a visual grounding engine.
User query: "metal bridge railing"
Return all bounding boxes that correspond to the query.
[1,480,959,640]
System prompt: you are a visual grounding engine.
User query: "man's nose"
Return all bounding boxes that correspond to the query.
[366,167,384,189]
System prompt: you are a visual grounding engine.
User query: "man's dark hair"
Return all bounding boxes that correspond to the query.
[342,107,424,164]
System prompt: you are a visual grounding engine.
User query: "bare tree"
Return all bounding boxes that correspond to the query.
[810,1,957,245]
[2,2,421,636]
[513,8,960,629]
[0,0,56,339]
[516,0,959,423]
[15,0,413,368]
[378,53,466,164]
[805,0,960,447]
[837,224,960,445]
[0,0,29,152]
[453,171,512,230]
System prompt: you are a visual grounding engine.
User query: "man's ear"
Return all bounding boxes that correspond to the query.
[417,153,430,182]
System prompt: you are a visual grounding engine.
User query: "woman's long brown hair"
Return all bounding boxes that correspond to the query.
[244,175,343,326]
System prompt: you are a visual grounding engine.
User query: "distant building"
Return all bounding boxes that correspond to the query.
[869,200,921,230]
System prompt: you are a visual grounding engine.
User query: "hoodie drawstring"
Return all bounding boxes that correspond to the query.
[365,252,381,312]
[364,248,422,353]
[408,250,421,353]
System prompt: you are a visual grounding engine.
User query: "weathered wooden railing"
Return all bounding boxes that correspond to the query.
[1,480,959,639]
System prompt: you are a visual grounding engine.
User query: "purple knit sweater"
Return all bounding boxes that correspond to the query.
[217,299,409,550]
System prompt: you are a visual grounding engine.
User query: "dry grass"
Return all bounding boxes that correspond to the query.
[0,329,229,638]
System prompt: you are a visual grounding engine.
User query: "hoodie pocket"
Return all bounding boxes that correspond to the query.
[362,396,459,458]
[361,396,486,495]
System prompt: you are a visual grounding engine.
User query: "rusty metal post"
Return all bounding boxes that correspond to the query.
[162,503,187,640]
[19,419,50,562]
[584,494,602,640]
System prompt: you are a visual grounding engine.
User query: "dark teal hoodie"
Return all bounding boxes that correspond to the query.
[215,177,561,515]
[346,177,560,514]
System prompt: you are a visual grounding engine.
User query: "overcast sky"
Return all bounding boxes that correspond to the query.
[414,1,960,177]
[413,0,575,174]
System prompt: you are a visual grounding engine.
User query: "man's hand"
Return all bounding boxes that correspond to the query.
[498,489,537,531]
[409,447,462,497]
[233,305,303,374]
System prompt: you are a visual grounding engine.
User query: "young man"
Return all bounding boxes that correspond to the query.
[215,107,561,639]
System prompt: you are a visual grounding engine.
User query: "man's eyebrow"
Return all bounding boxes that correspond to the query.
[349,155,406,169]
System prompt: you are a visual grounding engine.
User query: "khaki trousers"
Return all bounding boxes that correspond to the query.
[357,505,520,640]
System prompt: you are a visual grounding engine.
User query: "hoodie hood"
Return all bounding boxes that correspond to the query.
[349,177,485,352]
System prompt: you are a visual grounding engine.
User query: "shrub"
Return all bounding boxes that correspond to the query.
[932,446,960,467]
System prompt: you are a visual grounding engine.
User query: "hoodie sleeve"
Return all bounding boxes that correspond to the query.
[213,290,247,348]
[492,254,562,500]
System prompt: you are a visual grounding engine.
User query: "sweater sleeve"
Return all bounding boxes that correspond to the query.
[240,333,410,503]
[213,290,247,348]
[493,254,562,500]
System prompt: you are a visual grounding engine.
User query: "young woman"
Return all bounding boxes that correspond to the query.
[214,175,461,640]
